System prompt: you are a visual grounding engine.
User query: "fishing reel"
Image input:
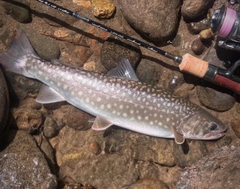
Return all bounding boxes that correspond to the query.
[211,6,240,51]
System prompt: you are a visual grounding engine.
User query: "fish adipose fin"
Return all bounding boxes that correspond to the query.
[36,85,65,104]
[0,30,37,78]
[107,56,139,81]
[171,126,185,144]
[92,116,113,131]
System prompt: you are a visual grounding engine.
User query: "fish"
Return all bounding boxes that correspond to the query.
[0,30,227,144]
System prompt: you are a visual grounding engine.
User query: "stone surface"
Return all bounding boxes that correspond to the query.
[43,116,59,138]
[0,130,57,189]
[126,177,169,189]
[3,0,32,23]
[101,36,141,70]
[181,0,215,20]
[91,0,116,18]
[176,143,240,189]
[187,18,210,34]
[191,37,205,55]
[116,0,181,42]
[231,118,240,139]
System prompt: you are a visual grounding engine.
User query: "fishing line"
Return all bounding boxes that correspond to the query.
[36,0,182,63]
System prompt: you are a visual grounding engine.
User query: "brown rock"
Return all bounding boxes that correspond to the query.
[231,118,240,139]
[191,37,205,55]
[91,0,116,18]
[126,177,169,189]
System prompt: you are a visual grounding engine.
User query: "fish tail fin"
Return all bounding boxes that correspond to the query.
[0,30,37,77]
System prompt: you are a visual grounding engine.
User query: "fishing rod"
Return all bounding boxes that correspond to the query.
[36,0,240,94]
[36,0,182,63]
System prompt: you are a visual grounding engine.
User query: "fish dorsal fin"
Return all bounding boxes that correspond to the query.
[171,126,185,144]
[107,56,139,81]
[91,116,113,131]
[36,85,65,104]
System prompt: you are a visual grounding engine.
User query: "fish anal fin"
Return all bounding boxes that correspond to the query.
[107,56,139,81]
[92,116,113,131]
[172,126,185,144]
[36,84,65,104]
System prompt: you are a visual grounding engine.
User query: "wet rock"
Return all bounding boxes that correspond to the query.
[117,0,181,42]
[191,37,205,55]
[101,36,141,70]
[23,29,60,60]
[13,108,43,133]
[126,177,169,189]
[173,140,208,167]
[2,0,32,23]
[197,85,236,111]
[91,0,115,18]
[0,68,9,133]
[43,116,59,138]
[0,130,57,188]
[199,28,214,41]
[66,106,93,130]
[6,73,41,100]
[18,97,42,110]
[51,104,70,128]
[187,18,210,34]
[88,141,101,155]
[176,143,240,189]
[231,118,240,139]
[104,130,176,166]
[181,0,215,21]
[136,58,162,85]
[174,83,195,98]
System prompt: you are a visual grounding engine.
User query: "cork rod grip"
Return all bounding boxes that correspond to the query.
[179,53,209,78]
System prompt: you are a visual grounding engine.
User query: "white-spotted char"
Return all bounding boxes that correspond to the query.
[0,30,227,144]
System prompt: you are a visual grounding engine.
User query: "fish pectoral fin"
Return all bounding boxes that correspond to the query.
[171,126,185,144]
[106,56,139,81]
[91,116,113,131]
[36,84,65,104]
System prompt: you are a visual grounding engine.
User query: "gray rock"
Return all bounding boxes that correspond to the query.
[101,36,141,70]
[0,68,9,133]
[0,130,57,189]
[176,143,240,189]
[181,0,215,20]
[2,0,32,23]
[116,0,181,42]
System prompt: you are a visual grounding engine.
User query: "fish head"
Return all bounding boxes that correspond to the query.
[177,109,227,141]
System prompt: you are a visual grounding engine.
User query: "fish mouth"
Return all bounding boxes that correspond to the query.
[203,131,226,140]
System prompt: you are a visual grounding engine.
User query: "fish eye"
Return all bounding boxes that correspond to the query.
[209,123,217,131]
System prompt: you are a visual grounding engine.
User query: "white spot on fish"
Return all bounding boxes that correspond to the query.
[107,104,111,109]
[123,113,127,117]
[63,85,68,90]
[119,105,123,109]
[78,91,83,96]
[100,105,104,109]
[130,110,134,114]
[137,116,142,120]
[97,97,102,102]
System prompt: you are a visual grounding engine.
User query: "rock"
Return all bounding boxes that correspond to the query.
[126,177,169,189]
[66,106,93,130]
[91,0,116,18]
[73,0,92,8]
[13,108,43,133]
[136,58,162,85]
[191,37,205,55]
[23,29,60,61]
[88,141,102,155]
[187,18,210,34]
[101,36,141,70]
[117,0,181,42]
[0,68,9,133]
[173,140,208,167]
[176,143,240,189]
[231,118,240,139]
[43,116,59,138]
[0,130,57,188]
[199,28,214,41]
[181,0,215,21]
[2,0,32,23]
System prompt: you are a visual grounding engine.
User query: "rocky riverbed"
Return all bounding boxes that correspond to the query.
[0,0,240,188]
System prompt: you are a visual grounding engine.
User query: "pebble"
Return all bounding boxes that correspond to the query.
[126,177,169,189]
[13,108,43,133]
[0,68,9,133]
[181,0,215,20]
[230,118,240,139]
[101,36,141,70]
[91,0,116,18]
[116,0,181,42]
[191,37,205,55]
[88,141,101,155]
[43,116,59,139]
[199,28,214,41]
[3,0,32,23]
[0,130,57,188]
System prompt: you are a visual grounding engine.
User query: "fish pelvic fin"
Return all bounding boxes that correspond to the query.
[92,116,113,131]
[171,126,185,144]
[0,30,38,78]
